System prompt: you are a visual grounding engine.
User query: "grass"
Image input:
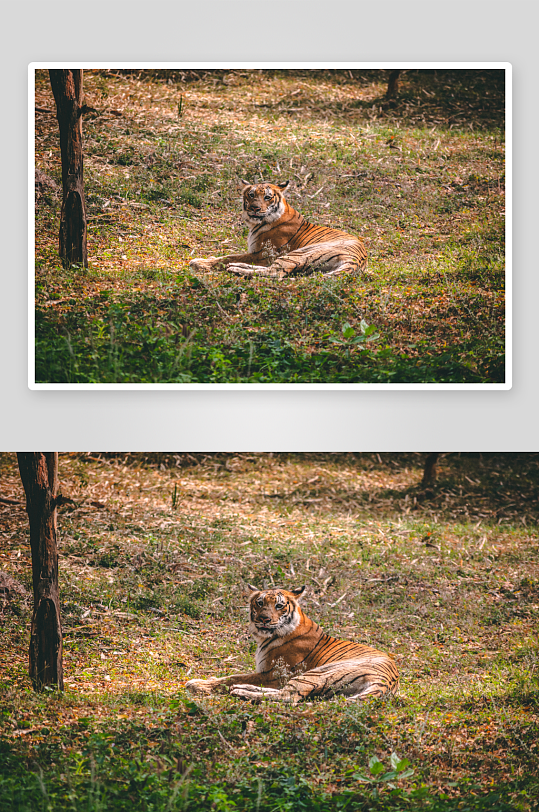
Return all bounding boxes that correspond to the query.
[34,69,506,383]
[1,452,537,810]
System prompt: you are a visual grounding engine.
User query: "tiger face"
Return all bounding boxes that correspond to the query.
[246,584,305,641]
[239,180,289,227]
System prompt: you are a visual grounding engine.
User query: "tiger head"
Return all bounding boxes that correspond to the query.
[238,180,290,227]
[245,584,306,641]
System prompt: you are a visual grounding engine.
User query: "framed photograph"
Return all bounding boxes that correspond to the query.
[30,63,511,389]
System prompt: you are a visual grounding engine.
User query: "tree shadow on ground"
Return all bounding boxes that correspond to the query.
[234,69,504,130]
[111,67,506,130]
[91,452,539,527]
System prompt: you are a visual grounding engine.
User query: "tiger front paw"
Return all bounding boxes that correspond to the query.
[189,257,218,272]
[225,263,255,278]
[229,683,284,702]
[229,683,264,700]
[185,677,222,695]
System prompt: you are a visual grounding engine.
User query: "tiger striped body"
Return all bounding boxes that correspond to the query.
[189,181,367,280]
[185,586,399,704]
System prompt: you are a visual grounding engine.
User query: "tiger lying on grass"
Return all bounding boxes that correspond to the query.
[185,585,399,703]
[189,180,367,280]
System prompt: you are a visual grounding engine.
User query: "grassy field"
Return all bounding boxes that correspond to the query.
[1,453,537,810]
[34,69,506,383]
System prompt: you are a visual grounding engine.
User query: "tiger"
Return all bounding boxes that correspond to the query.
[185,585,399,704]
[188,180,367,280]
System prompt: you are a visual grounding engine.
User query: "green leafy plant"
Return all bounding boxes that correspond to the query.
[328,320,380,354]
[354,752,415,792]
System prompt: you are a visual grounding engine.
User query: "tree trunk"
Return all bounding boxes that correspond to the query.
[17,453,64,691]
[49,70,88,269]
[386,70,401,99]
[421,453,440,489]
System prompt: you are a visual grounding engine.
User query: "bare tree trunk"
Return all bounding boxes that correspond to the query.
[421,453,440,489]
[386,70,401,99]
[17,453,64,691]
[49,69,88,269]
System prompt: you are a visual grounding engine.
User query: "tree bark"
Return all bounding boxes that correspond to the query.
[17,453,64,691]
[386,70,401,99]
[421,453,440,489]
[49,69,88,269]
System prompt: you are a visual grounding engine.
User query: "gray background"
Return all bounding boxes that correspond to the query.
[2,1,536,451]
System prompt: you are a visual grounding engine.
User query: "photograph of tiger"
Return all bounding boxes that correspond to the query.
[186,584,399,702]
[1,452,538,808]
[34,67,507,385]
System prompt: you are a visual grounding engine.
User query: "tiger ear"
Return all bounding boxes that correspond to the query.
[238,179,251,193]
[277,180,290,192]
[291,585,306,601]
[243,583,259,598]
